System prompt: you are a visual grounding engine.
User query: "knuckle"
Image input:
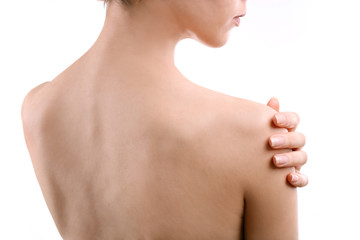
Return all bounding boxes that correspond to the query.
[300,132,306,141]
[287,112,300,128]
[296,132,306,147]
[301,133,306,147]
[293,112,300,124]
[302,151,308,164]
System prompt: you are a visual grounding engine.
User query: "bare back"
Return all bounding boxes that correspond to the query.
[22,70,263,239]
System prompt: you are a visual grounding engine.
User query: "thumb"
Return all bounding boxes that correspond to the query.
[267,97,280,112]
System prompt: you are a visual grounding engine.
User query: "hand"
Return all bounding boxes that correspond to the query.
[267,97,309,187]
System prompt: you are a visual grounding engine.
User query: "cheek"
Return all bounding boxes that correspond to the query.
[179,1,236,48]
[193,16,234,48]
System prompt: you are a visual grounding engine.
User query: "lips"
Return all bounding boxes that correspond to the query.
[233,17,240,26]
[233,13,245,27]
[235,13,246,18]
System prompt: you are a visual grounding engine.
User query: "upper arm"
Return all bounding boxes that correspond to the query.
[242,107,298,240]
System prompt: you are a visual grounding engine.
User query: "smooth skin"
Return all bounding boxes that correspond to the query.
[21,0,306,239]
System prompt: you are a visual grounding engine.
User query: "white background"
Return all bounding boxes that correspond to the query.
[1,0,359,239]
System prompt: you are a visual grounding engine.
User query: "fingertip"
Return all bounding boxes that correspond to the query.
[286,174,295,187]
[272,114,279,125]
[289,173,309,187]
[274,113,286,125]
[287,173,299,187]
[267,97,280,112]
[290,173,299,183]
[272,155,278,166]
[270,96,278,102]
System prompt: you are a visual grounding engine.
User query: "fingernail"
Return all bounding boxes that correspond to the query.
[274,155,288,166]
[270,136,285,147]
[275,114,286,125]
[291,174,299,183]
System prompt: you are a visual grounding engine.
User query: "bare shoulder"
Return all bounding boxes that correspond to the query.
[197,94,295,187]
[228,96,285,132]
[21,81,50,112]
[187,93,290,179]
[224,95,293,176]
[214,95,289,151]
[21,81,52,135]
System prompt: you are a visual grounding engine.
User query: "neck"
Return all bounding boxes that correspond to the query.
[84,1,188,76]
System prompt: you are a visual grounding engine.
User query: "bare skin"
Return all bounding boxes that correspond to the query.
[22,73,297,239]
[22,0,301,239]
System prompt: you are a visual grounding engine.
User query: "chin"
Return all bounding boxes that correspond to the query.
[194,33,230,48]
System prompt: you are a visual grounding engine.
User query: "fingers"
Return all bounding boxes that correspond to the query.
[287,172,309,187]
[273,112,300,131]
[273,151,308,168]
[269,132,306,149]
[266,97,280,112]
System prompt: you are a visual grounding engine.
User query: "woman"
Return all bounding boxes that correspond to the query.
[21,0,308,239]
